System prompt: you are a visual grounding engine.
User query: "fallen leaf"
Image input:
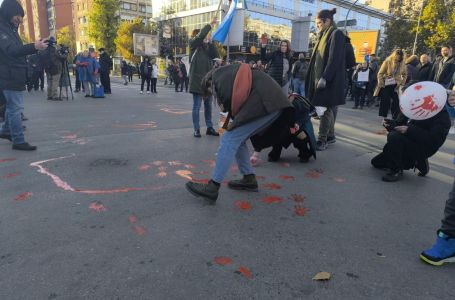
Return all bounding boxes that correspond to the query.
[332,177,345,183]
[289,194,305,203]
[0,158,16,163]
[312,272,331,281]
[156,172,167,178]
[138,164,151,171]
[305,169,324,179]
[184,164,195,169]
[128,215,138,224]
[235,201,252,211]
[281,163,291,168]
[213,256,233,266]
[294,205,309,216]
[279,175,295,181]
[262,196,283,204]
[152,161,164,166]
[15,192,32,201]
[237,266,253,279]
[169,161,183,166]
[89,202,107,212]
[176,170,193,180]
[263,183,282,190]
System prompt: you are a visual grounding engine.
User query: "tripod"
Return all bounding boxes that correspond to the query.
[59,60,74,100]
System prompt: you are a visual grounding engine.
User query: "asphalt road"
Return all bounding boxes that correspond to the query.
[0,78,454,299]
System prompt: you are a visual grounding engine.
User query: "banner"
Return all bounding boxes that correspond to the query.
[133,33,159,57]
[213,0,238,43]
[348,30,380,63]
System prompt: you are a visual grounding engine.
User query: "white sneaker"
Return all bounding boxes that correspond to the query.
[147,91,150,94]
[140,91,143,94]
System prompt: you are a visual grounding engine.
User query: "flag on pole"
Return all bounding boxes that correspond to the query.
[212,0,238,43]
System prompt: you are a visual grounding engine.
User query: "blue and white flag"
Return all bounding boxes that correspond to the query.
[212,0,238,43]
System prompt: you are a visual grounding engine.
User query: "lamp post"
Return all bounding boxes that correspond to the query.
[412,1,425,55]
[344,0,360,32]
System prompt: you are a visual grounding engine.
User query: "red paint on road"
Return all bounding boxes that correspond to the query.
[202,159,216,167]
[15,192,32,201]
[332,177,346,183]
[294,205,309,216]
[156,172,167,178]
[214,256,233,266]
[89,202,107,212]
[305,169,324,179]
[263,183,282,190]
[2,172,20,179]
[133,225,146,236]
[235,201,252,211]
[289,194,305,203]
[192,178,209,184]
[128,215,138,223]
[0,158,16,163]
[279,175,295,181]
[238,266,253,279]
[281,163,291,168]
[262,196,283,204]
[256,175,266,180]
[138,164,151,171]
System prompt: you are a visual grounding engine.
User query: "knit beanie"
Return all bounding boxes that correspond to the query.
[0,0,25,22]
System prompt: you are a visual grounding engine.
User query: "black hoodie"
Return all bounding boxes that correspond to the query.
[0,0,37,91]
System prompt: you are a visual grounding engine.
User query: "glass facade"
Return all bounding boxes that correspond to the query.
[152,0,389,57]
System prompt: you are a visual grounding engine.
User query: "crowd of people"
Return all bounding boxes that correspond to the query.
[0,0,454,266]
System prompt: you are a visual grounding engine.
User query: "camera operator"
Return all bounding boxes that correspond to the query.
[41,36,68,101]
[0,0,48,151]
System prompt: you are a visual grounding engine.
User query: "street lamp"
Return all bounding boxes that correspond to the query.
[412,1,425,55]
[344,0,360,31]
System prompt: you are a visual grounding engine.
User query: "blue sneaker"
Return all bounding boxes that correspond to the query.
[420,231,455,266]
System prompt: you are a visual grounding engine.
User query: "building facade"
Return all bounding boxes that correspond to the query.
[73,0,153,53]
[152,0,391,57]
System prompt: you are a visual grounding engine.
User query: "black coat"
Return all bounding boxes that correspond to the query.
[121,62,128,76]
[306,29,346,107]
[0,18,37,91]
[261,47,292,87]
[99,52,112,72]
[139,61,152,78]
[429,56,455,88]
[417,63,432,82]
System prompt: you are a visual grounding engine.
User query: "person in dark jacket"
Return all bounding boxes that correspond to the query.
[291,53,308,96]
[352,62,372,109]
[405,55,420,86]
[28,53,44,91]
[127,63,134,82]
[0,0,48,151]
[260,39,292,94]
[305,8,346,151]
[420,93,455,266]
[371,110,450,182]
[179,59,188,92]
[185,63,293,204]
[417,54,433,82]
[73,53,83,92]
[188,18,220,138]
[121,60,128,85]
[429,46,455,88]
[173,60,183,92]
[139,57,152,93]
[98,48,112,94]
[366,54,379,106]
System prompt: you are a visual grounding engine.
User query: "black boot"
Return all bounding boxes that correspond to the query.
[415,158,429,177]
[382,170,403,182]
[206,127,219,136]
[185,180,220,204]
[228,174,258,192]
[12,142,37,151]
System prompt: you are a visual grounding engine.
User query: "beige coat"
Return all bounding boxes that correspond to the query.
[373,57,407,97]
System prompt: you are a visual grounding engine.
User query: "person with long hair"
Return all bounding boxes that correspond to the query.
[374,49,407,120]
[305,8,346,151]
[260,39,292,95]
[188,17,220,138]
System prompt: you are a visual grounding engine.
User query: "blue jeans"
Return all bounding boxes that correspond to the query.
[0,90,25,144]
[192,94,213,130]
[212,111,281,183]
[293,78,305,96]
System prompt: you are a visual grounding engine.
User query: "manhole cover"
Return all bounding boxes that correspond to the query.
[90,159,128,167]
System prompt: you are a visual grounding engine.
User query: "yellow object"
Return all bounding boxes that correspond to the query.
[348,30,380,63]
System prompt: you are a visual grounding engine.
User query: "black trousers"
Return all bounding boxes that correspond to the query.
[151,78,157,93]
[31,70,44,90]
[0,89,5,119]
[441,179,455,237]
[175,78,183,91]
[353,86,367,107]
[141,77,151,91]
[372,130,424,172]
[75,69,81,91]
[184,77,189,92]
[100,70,111,93]
[379,85,400,119]
[128,74,133,82]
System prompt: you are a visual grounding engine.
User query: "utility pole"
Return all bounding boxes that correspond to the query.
[344,0,360,32]
[412,1,424,55]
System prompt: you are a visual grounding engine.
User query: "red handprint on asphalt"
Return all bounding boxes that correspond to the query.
[410,95,439,118]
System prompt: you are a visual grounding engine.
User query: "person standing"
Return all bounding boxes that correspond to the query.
[98,48,112,94]
[76,50,96,97]
[351,62,371,109]
[73,52,83,92]
[173,60,183,92]
[151,59,158,93]
[429,46,455,88]
[29,53,44,91]
[374,49,407,120]
[405,55,419,86]
[417,54,432,82]
[260,39,292,95]
[188,17,220,138]
[179,59,188,93]
[291,53,308,96]
[121,60,128,85]
[127,63,133,82]
[305,8,346,151]
[44,37,67,101]
[139,57,152,94]
[0,0,48,150]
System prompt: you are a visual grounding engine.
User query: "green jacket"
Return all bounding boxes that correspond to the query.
[188,24,219,95]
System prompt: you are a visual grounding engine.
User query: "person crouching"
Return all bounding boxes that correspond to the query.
[185,63,293,204]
